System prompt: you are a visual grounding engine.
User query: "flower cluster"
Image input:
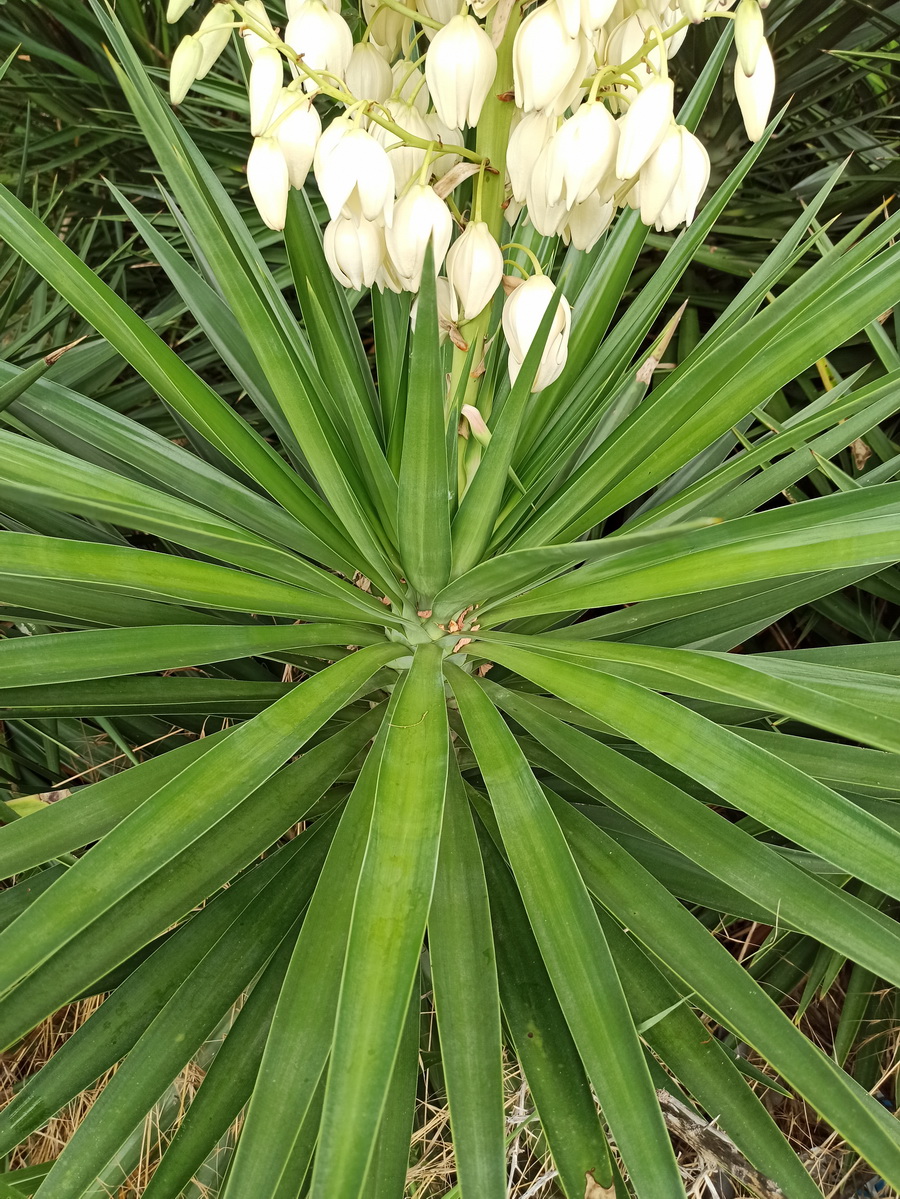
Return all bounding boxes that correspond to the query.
[169,0,774,391]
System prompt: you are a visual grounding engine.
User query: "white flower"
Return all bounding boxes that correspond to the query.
[445,221,504,321]
[526,143,568,235]
[411,277,455,341]
[657,125,709,230]
[513,3,589,114]
[419,0,460,31]
[544,101,619,208]
[507,111,556,203]
[324,216,385,288]
[272,88,322,188]
[682,0,708,21]
[249,46,284,136]
[314,119,395,225]
[241,0,275,61]
[734,0,764,76]
[425,14,497,130]
[391,61,431,114]
[555,0,584,39]
[606,10,664,106]
[247,136,290,230]
[196,6,233,78]
[638,122,682,226]
[562,192,615,251]
[425,112,462,178]
[385,184,454,291]
[615,76,674,179]
[734,37,774,141]
[371,99,433,193]
[579,0,617,31]
[344,42,393,103]
[284,0,353,94]
[169,34,203,105]
[502,274,571,392]
[364,0,407,58]
[166,0,195,23]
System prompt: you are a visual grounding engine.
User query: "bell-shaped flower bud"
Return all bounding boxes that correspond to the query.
[579,0,617,32]
[247,136,290,230]
[513,2,585,114]
[249,46,284,136]
[344,41,393,103]
[196,6,233,78]
[507,111,556,203]
[502,274,571,393]
[170,34,203,105]
[241,0,275,60]
[425,112,462,178]
[272,88,321,187]
[526,143,569,235]
[657,125,709,230]
[544,101,619,208]
[166,0,195,23]
[314,119,395,224]
[425,14,497,130]
[683,0,707,20]
[446,221,503,321]
[734,0,764,76]
[734,37,774,141]
[371,99,433,193]
[615,76,674,179]
[284,0,353,94]
[364,0,408,58]
[638,122,682,226]
[324,215,385,288]
[562,191,615,251]
[385,184,454,291]
[391,60,431,113]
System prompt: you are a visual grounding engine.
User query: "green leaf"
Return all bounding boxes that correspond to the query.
[428,763,506,1199]
[311,643,449,1198]
[449,664,683,1197]
[397,254,452,599]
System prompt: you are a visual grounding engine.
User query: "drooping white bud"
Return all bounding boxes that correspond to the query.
[425,112,462,179]
[241,0,275,60]
[419,0,463,32]
[385,184,454,291]
[344,41,393,103]
[682,0,707,21]
[364,0,408,58]
[615,76,674,179]
[391,61,431,114]
[170,34,203,105]
[284,0,353,94]
[579,0,617,31]
[166,0,195,23]
[638,122,682,226]
[526,143,569,235]
[272,88,322,187]
[196,6,233,78]
[502,274,571,392]
[410,277,455,342]
[445,221,504,321]
[513,2,586,114]
[314,119,395,224]
[249,46,284,136]
[425,14,497,130]
[734,0,764,76]
[544,101,619,208]
[507,111,556,203]
[324,215,385,288]
[657,125,709,230]
[734,37,774,141]
[606,10,664,106]
[562,192,615,251]
[371,99,433,193]
[247,136,290,230]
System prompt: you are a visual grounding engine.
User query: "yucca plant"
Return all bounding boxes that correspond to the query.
[2,0,900,1196]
